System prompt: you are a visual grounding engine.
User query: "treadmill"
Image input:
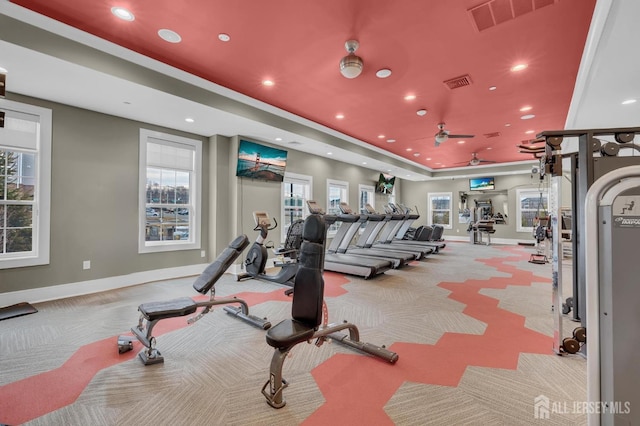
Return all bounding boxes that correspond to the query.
[334,202,419,267]
[364,204,436,255]
[390,203,446,250]
[306,200,392,279]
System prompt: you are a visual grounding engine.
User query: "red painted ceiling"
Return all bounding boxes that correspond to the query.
[12,0,597,169]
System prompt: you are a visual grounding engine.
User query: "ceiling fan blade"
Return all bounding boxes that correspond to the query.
[448,134,475,138]
[519,150,545,158]
[517,144,544,151]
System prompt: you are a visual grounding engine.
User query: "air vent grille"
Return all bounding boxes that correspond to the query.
[468,0,558,32]
[443,74,472,90]
[484,132,501,138]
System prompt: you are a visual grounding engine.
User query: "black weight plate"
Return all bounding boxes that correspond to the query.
[614,132,634,143]
[573,327,586,343]
[601,142,620,156]
[562,338,580,354]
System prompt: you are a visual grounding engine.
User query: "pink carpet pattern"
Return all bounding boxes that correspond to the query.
[0,248,552,425]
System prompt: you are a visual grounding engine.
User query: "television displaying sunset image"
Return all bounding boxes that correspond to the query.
[236,140,288,182]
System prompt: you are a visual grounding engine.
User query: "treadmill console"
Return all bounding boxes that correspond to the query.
[339,202,353,214]
[306,200,325,214]
[253,211,271,227]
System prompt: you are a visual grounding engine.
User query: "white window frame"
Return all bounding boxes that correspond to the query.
[281,172,312,241]
[138,129,202,253]
[427,192,453,230]
[358,184,375,213]
[0,99,51,269]
[327,179,349,236]
[516,188,549,232]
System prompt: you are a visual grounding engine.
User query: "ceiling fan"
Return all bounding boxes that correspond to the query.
[434,123,475,147]
[458,152,496,166]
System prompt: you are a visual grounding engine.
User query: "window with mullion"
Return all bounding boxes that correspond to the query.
[0,99,51,269]
[139,129,201,252]
[282,174,311,241]
[427,192,452,229]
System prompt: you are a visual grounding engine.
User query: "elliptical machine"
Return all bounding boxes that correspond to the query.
[237,211,302,286]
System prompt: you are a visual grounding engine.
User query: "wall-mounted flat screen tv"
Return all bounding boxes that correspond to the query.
[376,173,395,194]
[469,176,495,191]
[236,140,288,183]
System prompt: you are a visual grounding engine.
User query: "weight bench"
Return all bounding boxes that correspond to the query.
[261,214,398,409]
[118,234,271,365]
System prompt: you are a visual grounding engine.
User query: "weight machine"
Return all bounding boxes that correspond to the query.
[584,165,640,426]
[533,126,640,358]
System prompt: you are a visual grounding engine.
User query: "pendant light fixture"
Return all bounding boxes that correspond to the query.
[339,40,364,79]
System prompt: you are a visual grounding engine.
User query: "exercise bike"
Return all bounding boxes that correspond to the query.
[237,211,303,286]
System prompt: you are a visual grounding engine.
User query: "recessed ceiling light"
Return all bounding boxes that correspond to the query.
[505,123,512,127]
[218,33,230,42]
[404,94,416,101]
[275,137,282,141]
[622,99,637,105]
[457,140,465,144]
[520,106,532,112]
[376,68,392,78]
[378,134,385,139]
[387,139,396,143]
[406,148,412,151]
[525,130,535,134]
[521,114,536,120]
[158,29,182,43]
[335,113,344,119]
[413,153,420,157]
[486,147,492,150]
[111,7,134,21]
[416,109,427,116]
[426,157,431,161]
[489,86,497,91]
[262,79,275,86]
[511,63,528,72]
[327,152,333,155]
[185,117,194,123]
[362,162,367,165]
[435,162,441,165]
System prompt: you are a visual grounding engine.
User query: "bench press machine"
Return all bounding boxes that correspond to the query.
[261,214,398,408]
[118,234,271,365]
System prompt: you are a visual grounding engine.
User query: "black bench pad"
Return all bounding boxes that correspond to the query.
[266,319,316,348]
[138,297,197,321]
[193,235,249,294]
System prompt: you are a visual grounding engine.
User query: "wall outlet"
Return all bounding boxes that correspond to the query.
[83,260,91,270]
[201,250,206,258]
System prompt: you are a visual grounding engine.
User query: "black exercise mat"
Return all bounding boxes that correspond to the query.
[0,302,38,321]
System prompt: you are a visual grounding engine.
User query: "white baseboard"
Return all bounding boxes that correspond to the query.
[444,236,530,245]
[2,263,217,306]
